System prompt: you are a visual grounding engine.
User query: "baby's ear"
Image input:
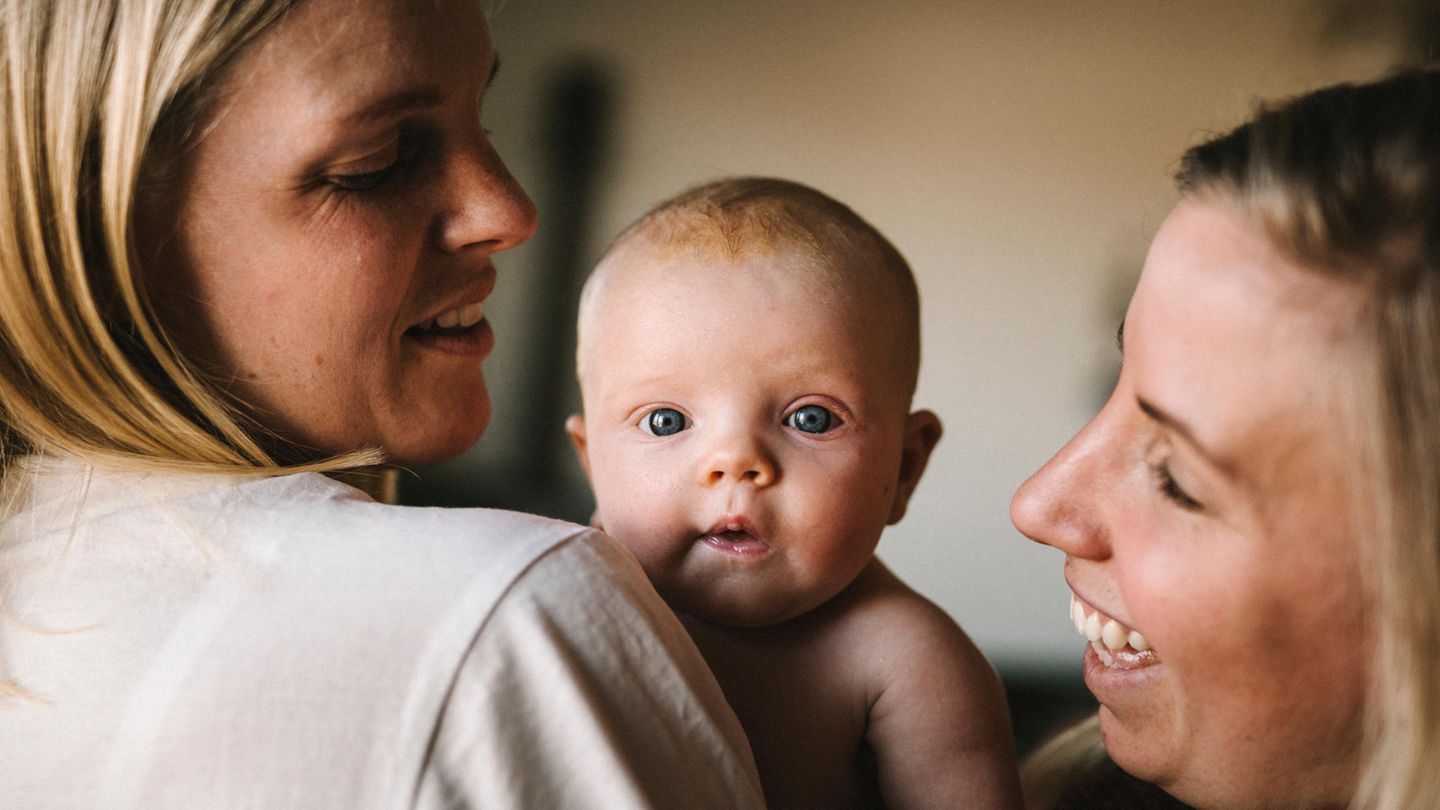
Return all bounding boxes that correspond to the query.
[564,414,604,529]
[887,409,943,524]
[564,413,592,478]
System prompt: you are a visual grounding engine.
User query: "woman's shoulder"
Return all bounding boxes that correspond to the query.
[5,458,643,678]
[0,462,692,807]
[24,461,600,580]
[203,470,633,626]
[7,458,635,662]
[232,470,596,566]
[215,473,763,807]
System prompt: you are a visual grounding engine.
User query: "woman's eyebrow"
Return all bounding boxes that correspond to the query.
[1136,396,1224,469]
[340,54,500,127]
[340,87,443,126]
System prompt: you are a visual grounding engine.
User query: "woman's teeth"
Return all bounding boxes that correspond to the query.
[416,302,483,332]
[1071,594,1154,668]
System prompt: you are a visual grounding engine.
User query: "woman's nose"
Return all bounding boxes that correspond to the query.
[699,431,777,488]
[1010,420,1112,561]
[434,132,539,254]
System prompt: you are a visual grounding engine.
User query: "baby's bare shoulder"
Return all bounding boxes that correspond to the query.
[830,559,993,685]
[846,560,1022,808]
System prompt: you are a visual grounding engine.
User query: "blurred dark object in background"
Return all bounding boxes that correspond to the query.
[1322,0,1440,61]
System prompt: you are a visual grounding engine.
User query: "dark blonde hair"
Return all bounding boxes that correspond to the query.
[0,0,376,473]
[1177,68,1440,809]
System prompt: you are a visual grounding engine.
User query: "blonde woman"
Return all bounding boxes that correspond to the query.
[1014,69,1440,807]
[0,0,763,807]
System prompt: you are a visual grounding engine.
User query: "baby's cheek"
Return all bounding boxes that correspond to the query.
[599,506,671,568]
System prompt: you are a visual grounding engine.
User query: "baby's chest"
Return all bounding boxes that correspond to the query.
[732,658,885,808]
[721,642,877,755]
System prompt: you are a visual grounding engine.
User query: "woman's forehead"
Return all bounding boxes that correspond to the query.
[1136,199,1368,343]
[1125,199,1371,483]
[224,0,492,117]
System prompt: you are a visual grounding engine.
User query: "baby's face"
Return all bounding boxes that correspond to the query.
[572,246,931,627]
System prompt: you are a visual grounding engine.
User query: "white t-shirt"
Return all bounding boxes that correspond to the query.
[0,456,763,809]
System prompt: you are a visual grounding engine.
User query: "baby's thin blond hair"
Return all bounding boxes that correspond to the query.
[577,176,922,399]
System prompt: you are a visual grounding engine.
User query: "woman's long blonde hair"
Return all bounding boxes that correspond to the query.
[0,0,375,473]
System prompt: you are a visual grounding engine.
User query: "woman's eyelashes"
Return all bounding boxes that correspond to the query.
[326,128,431,193]
[329,162,397,192]
[1151,461,1203,511]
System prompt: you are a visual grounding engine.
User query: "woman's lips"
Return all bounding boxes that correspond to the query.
[404,309,493,357]
[1083,641,1163,698]
[1071,593,1159,670]
[406,315,495,355]
[416,301,484,331]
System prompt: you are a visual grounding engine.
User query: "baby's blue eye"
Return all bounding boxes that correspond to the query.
[785,404,835,434]
[642,407,688,437]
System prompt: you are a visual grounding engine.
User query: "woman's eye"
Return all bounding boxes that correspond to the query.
[327,133,425,192]
[641,408,688,437]
[1153,463,1203,511]
[330,166,395,191]
[330,163,397,191]
[785,404,837,434]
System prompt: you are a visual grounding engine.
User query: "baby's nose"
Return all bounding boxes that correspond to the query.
[700,435,776,487]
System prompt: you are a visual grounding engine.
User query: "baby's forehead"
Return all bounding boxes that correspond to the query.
[581,243,914,375]
[595,231,885,305]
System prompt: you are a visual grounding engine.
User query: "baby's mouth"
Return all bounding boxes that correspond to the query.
[699,517,771,558]
[1071,593,1159,670]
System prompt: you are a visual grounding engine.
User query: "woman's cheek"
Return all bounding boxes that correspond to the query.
[1117,529,1207,653]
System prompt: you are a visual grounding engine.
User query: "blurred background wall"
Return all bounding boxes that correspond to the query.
[403,0,1420,749]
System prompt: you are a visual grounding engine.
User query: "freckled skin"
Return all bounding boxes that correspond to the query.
[569,245,1022,808]
[137,0,536,464]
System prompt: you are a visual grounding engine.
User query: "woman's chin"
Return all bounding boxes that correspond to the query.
[390,426,489,467]
[375,397,491,467]
[1098,702,1355,810]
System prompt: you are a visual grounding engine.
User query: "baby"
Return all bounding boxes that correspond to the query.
[566,177,1021,809]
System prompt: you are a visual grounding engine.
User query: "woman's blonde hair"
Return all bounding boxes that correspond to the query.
[0,0,376,473]
[1174,68,1440,809]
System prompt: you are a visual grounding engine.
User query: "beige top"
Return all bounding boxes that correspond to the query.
[0,457,763,809]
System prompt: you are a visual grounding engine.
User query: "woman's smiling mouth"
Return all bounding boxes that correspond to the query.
[405,300,493,356]
[412,301,484,332]
[1071,593,1158,670]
